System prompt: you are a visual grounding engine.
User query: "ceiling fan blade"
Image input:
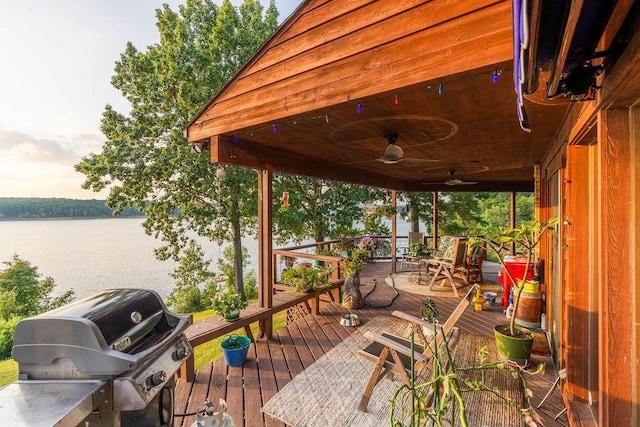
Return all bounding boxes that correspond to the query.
[385,143,403,159]
[375,144,404,163]
[399,157,439,164]
[445,179,477,185]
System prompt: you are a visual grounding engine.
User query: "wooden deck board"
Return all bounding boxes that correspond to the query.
[174,262,568,427]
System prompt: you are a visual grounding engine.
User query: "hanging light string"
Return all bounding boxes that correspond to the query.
[225,68,508,140]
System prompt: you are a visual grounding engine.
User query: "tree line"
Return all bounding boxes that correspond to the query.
[0,198,142,220]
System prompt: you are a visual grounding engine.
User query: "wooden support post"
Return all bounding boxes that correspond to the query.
[391,189,397,274]
[258,170,273,339]
[432,192,438,251]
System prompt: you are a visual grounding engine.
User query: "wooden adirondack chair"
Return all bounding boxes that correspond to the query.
[425,236,469,297]
[357,284,478,412]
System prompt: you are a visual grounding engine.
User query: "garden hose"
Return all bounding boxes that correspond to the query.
[363,273,400,308]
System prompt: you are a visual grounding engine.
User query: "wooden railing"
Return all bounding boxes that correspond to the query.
[178,235,418,381]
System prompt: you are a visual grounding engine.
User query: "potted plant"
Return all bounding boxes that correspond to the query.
[334,235,357,257]
[408,241,428,258]
[212,289,248,322]
[340,249,368,309]
[281,264,328,292]
[358,235,380,261]
[221,334,251,366]
[470,217,558,366]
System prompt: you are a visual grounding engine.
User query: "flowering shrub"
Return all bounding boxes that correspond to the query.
[358,236,380,251]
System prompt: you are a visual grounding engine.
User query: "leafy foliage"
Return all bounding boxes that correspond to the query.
[272,176,375,245]
[0,317,20,359]
[75,0,278,299]
[281,264,329,292]
[211,288,248,317]
[0,255,74,320]
[0,255,74,359]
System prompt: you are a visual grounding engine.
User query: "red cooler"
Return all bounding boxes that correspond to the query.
[499,257,535,309]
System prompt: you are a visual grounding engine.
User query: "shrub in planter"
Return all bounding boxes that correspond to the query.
[211,289,248,322]
[281,264,329,292]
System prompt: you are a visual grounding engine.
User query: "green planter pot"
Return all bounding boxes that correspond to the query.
[493,324,534,366]
[224,309,240,322]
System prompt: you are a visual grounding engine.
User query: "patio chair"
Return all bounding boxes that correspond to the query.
[398,231,425,270]
[425,236,469,296]
[458,241,486,284]
[357,284,478,412]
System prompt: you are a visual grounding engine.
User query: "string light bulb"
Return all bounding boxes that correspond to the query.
[325,114,330,123]
[357,103,362,114]
[438,83,444,95]
[394,94,400,105]
[272,123,277,132]
[492,70,502,83]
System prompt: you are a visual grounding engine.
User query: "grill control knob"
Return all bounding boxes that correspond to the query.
[172,347,190,361]
[146,371,167,389]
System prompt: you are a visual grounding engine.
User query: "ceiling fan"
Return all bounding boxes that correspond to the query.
[444,169,478,186]
[375,134,438,164]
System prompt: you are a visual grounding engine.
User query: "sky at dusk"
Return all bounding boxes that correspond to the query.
[0,0,301,199]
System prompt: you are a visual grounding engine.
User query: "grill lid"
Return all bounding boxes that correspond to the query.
[12,288,188,376]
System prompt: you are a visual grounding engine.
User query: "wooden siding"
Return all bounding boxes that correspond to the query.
[190,0,512,140]
[598,109,635,426]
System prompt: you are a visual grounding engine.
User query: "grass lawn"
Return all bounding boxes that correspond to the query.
[0,309,287,388]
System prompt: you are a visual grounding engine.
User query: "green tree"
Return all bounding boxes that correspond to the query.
[75,0,278,304]
[272,176,377,245]
[0,255,74,320]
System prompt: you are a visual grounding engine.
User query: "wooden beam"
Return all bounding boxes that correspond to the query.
[209,135,407,189]
[258,170,273,339]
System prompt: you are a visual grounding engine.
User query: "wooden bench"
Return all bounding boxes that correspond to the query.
[178,280,342,381]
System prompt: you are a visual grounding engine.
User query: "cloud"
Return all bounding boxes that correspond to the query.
[0,128,108,199]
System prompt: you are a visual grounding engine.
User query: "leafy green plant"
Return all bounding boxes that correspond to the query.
[469,217,558,336]
[339,249,369,276]
[281,264,328,292]
[390,302,544,427]
[421,299,439,322]
[408,242,428,258]
[211,289,248,318]
[374,204,397,218]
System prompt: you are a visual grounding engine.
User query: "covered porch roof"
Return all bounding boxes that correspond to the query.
[185,0,570,192]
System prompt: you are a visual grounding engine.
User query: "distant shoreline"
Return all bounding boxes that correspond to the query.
[0,216,145,222]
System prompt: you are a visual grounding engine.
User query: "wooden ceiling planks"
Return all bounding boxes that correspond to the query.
[189,0,512,138]
[187,0,569,192]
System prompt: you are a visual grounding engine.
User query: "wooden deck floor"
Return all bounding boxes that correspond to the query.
[173,262,568,427]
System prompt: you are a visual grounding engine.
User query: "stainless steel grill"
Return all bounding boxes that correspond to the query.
[0,288,192,426]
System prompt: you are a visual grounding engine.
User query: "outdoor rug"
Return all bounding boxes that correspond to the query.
[261,317,524,427]
[386,272,503,298]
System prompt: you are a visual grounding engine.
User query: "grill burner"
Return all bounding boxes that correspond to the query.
[0,288,193,426]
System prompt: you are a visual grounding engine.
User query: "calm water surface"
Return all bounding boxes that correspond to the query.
[0,218,255,301]
[0,217,412,303]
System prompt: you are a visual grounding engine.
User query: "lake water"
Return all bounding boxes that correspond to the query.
[0,218,252,300]
[0,217,413,302]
